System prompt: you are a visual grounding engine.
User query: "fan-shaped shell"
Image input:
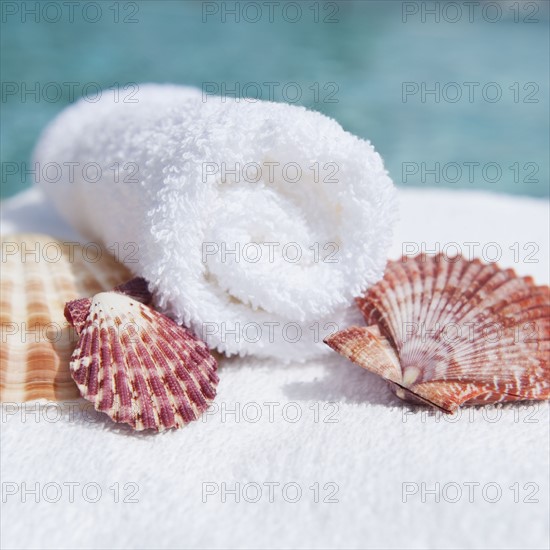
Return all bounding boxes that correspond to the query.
[325,254,550,413]
[1,233,132,402]
[66,285,219,431]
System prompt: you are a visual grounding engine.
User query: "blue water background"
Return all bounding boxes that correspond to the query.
[1,0,549,198]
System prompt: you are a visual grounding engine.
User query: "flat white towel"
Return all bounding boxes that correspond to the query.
[1,188,548,550]
[34,84,397,360]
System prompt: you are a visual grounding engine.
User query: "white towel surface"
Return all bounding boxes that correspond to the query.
[33,84,397,361]
[1,187,548,550]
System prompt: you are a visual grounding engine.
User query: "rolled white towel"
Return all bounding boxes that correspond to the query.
[34,83,397,361]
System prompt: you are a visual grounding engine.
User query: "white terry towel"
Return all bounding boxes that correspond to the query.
[34,83,397,361]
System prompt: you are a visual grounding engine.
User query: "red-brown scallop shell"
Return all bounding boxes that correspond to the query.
[325,254,550,413]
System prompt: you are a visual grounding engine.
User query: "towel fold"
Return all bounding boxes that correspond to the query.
[34,84,397,360]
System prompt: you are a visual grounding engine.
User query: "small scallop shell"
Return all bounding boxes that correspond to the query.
[325,254,550,413]
[65,280,219,431]
[1,233,132,402]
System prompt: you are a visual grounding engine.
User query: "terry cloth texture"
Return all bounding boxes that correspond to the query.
[1,188,548,550]
[33,84,397,361]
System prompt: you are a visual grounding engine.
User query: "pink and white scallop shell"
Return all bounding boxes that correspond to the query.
[325,254,550,413]
[65,279,219,431]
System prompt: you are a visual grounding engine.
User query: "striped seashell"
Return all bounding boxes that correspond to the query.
[1,233,131,402]
[325,254,550,413]
[65,279,219,431]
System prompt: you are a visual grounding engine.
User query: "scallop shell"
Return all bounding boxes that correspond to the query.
[1,233,132,402]
[325,254,550,413]
[65,279,219,431]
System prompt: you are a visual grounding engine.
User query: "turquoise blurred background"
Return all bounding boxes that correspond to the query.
[1,0,548,198]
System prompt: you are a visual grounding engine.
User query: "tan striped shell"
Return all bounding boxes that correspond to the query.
[1,233,131,402]
[325,254,550,413]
